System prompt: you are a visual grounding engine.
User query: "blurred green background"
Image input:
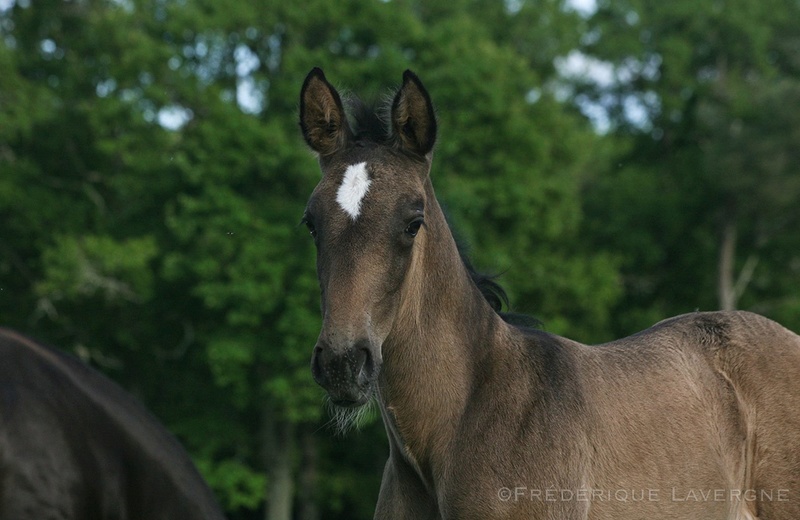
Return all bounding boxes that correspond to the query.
[2,0,800,518]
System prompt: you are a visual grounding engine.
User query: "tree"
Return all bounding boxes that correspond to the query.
[574,0,800,334]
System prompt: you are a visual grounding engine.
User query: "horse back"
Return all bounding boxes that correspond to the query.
[582,311,800,519]
[0,328,225,520]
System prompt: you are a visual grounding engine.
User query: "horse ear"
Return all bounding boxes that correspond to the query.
[391,70,437,156]
[300,68,352,156]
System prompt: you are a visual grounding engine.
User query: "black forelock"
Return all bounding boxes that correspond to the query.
[346,97,393,145]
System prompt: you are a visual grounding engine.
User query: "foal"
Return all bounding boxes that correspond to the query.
[300,68,800,520]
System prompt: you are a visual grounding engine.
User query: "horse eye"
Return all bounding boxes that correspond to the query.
[405,218,424,237]
[302,218,317,238]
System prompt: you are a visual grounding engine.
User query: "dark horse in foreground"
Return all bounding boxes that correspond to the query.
[299,68,800,519]
[0,328,225,520]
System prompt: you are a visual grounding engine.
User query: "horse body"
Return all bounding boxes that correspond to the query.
[449,311,800,520]
[0,328,226,520]
[298,68,800,519]
[380,307,800,520]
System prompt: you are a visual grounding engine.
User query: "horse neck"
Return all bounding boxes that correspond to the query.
[379,179,507,476]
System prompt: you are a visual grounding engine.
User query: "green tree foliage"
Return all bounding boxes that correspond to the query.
[2,0,626,518]
[575,0,800,334]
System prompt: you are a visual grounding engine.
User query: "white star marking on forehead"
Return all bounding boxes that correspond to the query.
[336,162,371,220]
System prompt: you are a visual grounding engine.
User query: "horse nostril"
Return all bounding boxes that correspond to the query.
[355,342,374,386]
[311,346,325,385]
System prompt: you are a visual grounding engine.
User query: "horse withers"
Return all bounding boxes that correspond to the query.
[0,328,226,520]
[299,68,800,519]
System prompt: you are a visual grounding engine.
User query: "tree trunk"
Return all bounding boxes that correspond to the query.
[718,220,738,311]
[262,406,294,520]
[718,219,758,311]
[297,428,320,520]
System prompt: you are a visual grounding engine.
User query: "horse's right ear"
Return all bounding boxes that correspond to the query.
[391,70,437,157]
[300,68,352,156]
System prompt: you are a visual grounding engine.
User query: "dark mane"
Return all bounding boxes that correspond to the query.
[460,247,542,329]
[447,216,541,329]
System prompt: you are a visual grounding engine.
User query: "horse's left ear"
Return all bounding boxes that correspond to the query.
[391,70,437,157]
[300,67,353,156]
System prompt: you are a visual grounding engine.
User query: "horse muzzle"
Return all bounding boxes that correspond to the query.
[311,338,378,407]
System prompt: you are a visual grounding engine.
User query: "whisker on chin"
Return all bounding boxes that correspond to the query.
[323,395,378,436]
